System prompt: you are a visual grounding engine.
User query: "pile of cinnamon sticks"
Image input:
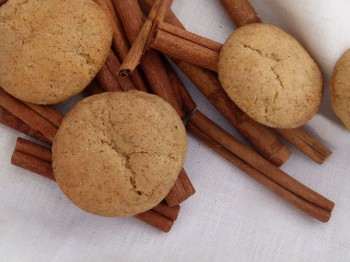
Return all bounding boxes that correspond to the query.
[0,0,335,232]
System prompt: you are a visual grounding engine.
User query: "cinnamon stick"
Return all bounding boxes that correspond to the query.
[188,110,334,212]
[0,88,57,142]
[112,0,184,118]
[11,142,177,232]
[162,56,198,116]
[158,22,222,52]
[151,26,220,72]
[187,123,331,222]
[152,201,180,220]
[276,128,332,164]
[15,137,52,162]
[97,64,122,92]
[0,106,51,144]
[11,151,55,180]
[85,79,105,96]
[165,168,196,207]
[105,50,137,91]
[118,0,164,76]
[135,210,174,233]
[0,0,7,7]
[218,0,261,27]
[95,0,149,92]
[23,102,63,128]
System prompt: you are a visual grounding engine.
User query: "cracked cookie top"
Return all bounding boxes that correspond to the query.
[218,23,323,128]
[52,91,188,217]
[0,0,112,104]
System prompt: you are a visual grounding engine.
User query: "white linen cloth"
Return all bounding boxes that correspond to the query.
[1,0,350,261]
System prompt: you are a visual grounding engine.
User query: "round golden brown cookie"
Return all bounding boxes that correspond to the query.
[0,0,112,104]
[218,23,323,128]
[52,91,188,217]
[331,49,350,130]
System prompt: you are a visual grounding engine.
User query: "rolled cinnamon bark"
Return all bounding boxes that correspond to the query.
[151,27,220,72]
[189,111,334,213]
[105,50,138,91]
[23,102,63,128]
[15,137,52,163]
[112,0,184,118]
[0,88,57,142]
[95,0,149,92]
[276,128,332,164]
[11,151,55,180]
[218,0,261,27]
[187,123,331,222]
[0,106,51,144]
[97,64,123,92]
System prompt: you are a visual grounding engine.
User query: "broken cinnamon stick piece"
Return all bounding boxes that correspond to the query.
[0,106,51,144]
[187,123,331,222]
[219,0,261,27]
[0,88,57,142]
[276,128,332,164]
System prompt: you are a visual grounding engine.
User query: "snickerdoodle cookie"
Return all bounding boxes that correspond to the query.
[218,23,323,128]
[52,91,187,217]
[0,0,112,104]
[331,49,350,130]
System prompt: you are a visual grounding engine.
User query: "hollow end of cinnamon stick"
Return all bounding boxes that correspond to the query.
[120,69,131,77]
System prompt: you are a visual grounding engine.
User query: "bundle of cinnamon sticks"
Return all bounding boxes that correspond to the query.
[0,0,335,232]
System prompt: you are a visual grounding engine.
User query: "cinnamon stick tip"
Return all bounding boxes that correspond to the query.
[269,145,291,167]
